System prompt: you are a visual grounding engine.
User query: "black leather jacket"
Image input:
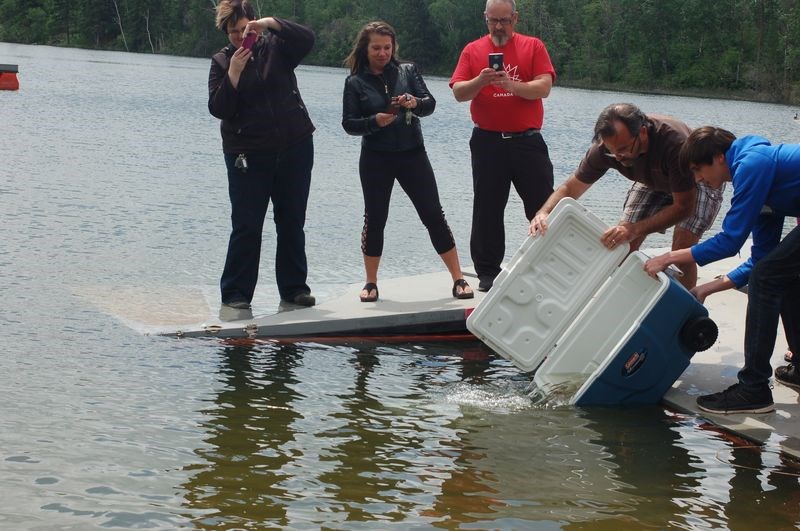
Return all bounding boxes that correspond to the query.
[208,18,315,153]
[342,61,435,152]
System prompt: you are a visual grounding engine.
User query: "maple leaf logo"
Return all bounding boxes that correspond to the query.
[504,63,520,82]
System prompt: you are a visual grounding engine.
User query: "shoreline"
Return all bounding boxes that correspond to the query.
[5,40,797,106]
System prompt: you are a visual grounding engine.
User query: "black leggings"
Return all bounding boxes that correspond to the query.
[359,147,455,257]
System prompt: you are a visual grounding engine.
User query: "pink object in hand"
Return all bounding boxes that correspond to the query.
[242,32,257,50]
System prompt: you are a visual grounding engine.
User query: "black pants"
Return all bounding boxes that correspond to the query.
[469,128,554,282]
[740,224,800,390]
[359,147,455,257]
[220,136,313,304]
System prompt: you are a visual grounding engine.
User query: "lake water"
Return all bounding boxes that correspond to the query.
[2,42,800,529]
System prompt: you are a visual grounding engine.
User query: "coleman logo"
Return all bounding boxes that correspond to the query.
[622,349,647,376]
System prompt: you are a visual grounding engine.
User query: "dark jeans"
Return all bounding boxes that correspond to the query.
[469,128,554,282]
[359,147,455,257]
[220,135,313,303]
[739,224,800,390]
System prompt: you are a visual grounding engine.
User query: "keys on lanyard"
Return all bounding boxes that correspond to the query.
[234,153,248,172]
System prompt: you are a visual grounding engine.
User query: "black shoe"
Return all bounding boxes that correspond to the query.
[775,364,800,391]
[696,383,774,414]
[288,292,315,307]
[477,277,494,292]
[219,301,253,321]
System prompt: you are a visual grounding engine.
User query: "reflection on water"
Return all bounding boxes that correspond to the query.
[172,341,800,529]
[183,343,303,526]
[3,43,800,528]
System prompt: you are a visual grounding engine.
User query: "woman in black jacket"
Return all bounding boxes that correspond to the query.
[209,0,316,320]
[342,21,473,303]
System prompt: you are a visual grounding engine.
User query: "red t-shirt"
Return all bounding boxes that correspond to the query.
[449,33,555,132]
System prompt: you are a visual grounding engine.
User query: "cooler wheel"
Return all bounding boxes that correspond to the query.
[679,316,718,352]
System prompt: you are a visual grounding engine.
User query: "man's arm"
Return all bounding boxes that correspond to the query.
[494,72,552,100]
[452,68,502,102]
[691,275,736,303]
[605,187,696,247]
[529,175,592,235]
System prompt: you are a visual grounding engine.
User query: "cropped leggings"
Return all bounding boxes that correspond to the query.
[359,146,455,257]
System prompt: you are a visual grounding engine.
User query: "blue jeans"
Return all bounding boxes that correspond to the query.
[220,136,313,303]
[740,224,800,390]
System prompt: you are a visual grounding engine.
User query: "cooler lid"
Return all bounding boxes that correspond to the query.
[466,197,629,372]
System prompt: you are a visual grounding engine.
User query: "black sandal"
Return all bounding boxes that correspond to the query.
[452,278,474,299]
[360,282,379,302]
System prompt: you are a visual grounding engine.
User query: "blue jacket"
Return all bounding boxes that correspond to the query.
[691,135,800,286]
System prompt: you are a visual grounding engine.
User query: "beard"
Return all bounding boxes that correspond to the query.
[490,29,510,46]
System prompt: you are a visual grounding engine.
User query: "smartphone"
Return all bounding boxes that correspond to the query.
[386,96,400,115]
[489,52,504,71]
[242,32,257,50]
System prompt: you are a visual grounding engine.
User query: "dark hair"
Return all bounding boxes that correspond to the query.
[215,0,256,33]
[680,126,737,169]
[593,103,647,141]
[344,21,398,74]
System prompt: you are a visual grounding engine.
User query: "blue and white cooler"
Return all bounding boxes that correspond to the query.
[466,198,718,406]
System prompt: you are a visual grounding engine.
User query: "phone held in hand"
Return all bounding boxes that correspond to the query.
[489,52,503,71]
[242,32,257,50]
[386,96,401,115]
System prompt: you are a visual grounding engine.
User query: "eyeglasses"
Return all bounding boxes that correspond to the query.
[604,134,641,160]
[485,16,514,26]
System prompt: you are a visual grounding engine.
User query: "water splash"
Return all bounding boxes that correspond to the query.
[526,378,584,409]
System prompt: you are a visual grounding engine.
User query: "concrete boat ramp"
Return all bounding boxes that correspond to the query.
[125,255,798,460]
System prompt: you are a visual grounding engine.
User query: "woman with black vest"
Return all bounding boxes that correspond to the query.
[342,21,473,303]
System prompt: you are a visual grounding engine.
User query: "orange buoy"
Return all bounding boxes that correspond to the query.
[0,64,19,90]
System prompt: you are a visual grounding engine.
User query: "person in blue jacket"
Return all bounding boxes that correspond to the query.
[645,126,800,414]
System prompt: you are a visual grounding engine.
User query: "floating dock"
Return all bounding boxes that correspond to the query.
[160,270,486,340]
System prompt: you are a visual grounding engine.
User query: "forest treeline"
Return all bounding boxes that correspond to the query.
[2,0,800,103]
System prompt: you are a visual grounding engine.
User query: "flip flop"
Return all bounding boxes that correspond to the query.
[452,278,474,299]
[360,282,378,302]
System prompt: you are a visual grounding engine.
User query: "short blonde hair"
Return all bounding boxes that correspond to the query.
[215,0,256,32]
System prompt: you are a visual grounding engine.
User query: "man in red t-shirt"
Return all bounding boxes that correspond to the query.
[449,0,556,292]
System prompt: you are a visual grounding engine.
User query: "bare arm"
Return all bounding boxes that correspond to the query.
[644,247,695,277]
[690,275,735,303]
[603,188,696,248]
[494,72,552,100]
[529,175,592,235]
[452,68,503,102]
